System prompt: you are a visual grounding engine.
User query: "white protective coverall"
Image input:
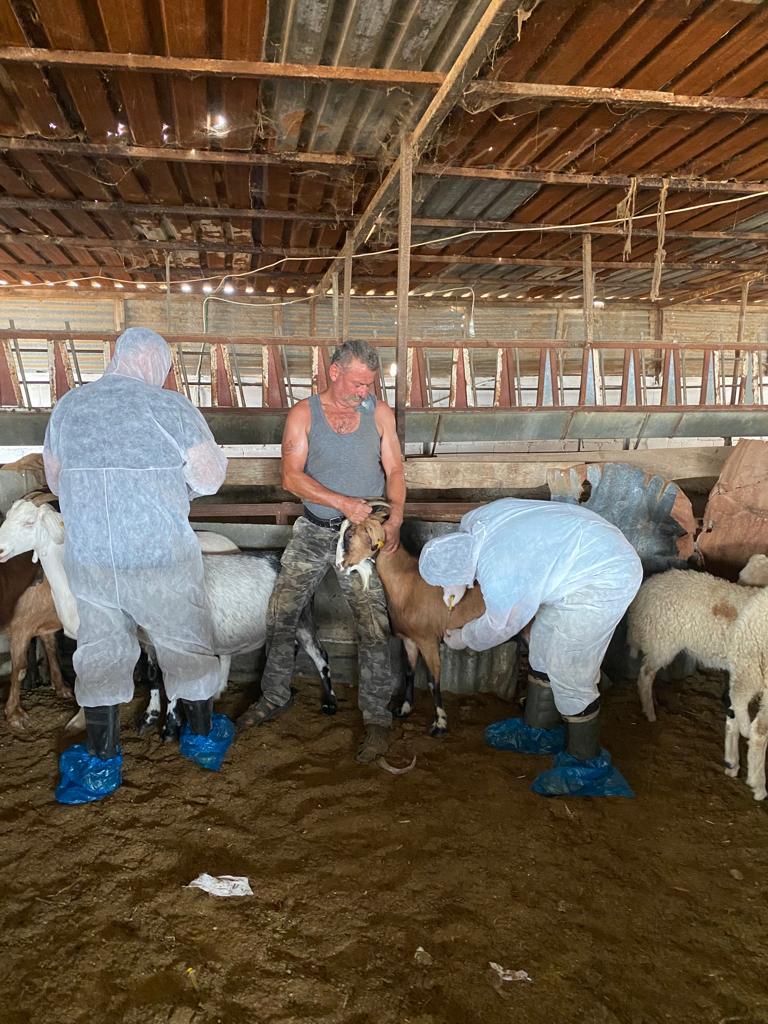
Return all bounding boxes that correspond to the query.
[419,498,643,715]
[43,328,228,707]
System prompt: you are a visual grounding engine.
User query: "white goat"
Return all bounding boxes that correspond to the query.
[0,499,335,738]
[627,557,768,722]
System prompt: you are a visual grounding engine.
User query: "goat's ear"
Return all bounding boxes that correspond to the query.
[40,507,65,545]
[369,500,390,524]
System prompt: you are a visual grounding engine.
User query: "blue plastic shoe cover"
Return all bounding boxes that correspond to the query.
[484,716,566,755]
[55,744,123,805]
[531,749,635,798]
[180,713,235,771]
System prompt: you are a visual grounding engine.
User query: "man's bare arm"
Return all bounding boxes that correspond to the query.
[281,403,372,523]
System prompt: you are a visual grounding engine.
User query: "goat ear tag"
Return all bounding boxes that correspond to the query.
[376,540,385,549]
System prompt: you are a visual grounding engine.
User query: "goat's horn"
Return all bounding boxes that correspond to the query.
[25,490,56,506]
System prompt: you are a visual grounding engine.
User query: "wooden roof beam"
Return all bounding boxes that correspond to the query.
[1,197,766,244]
[661,272,765,305]
[0,47,443,88]
[314,0,519,298]
[467,80,768,116]
[0,196,351,225]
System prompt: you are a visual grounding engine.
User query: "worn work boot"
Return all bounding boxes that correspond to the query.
[56,705,123,805]
[355,724,390,764]
[564,698,601,761]
[524,672,564,730]
[181,697,214,736]
[236,693,295,732]
[85,704,121,759]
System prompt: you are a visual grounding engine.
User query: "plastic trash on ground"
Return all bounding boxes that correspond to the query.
[180,713,235,771]
[55,744,123,805]
[531,749,635,798]
[484,716,566,755]
[186,873,253,897]
[489,958,532,983]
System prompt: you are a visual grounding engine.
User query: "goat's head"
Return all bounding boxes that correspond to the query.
[335,501,390,588]
[0,497,63,563]
[738,553,768,587]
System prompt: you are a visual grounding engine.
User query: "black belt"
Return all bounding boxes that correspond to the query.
[302,506,345,530]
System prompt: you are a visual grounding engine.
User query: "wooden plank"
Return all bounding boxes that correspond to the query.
[467,79,768,116]
[395,134,413,449]
[222,446,730,490]
[0,46,444,88]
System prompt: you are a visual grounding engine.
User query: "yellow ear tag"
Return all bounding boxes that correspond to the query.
[376,540,385,549]
[448,594,455,609]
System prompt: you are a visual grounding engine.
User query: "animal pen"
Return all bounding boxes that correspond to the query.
[0,1,768,1022]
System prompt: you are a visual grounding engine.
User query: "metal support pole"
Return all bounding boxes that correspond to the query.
[395,135,414,450]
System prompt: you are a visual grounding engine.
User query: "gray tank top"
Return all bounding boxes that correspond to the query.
[303,394,385,521]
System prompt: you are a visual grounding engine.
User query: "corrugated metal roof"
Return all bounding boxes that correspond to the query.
[0,0,767,305]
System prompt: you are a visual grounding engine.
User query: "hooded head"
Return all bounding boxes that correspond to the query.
[105,328,172,387]
[418,532,480,589]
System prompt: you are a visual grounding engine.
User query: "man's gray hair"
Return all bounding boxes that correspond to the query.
[330,339,380,371]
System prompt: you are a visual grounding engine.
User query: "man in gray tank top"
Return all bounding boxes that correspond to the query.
[237,340,405,763]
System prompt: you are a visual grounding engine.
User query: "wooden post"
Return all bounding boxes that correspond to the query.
[331,271,340,343]
[582,233,594,345]
[395,134,413,450]
[342,238,353,342]
[731,280,750,405]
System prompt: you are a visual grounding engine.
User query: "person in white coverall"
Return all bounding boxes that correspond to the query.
[418,498,643,797]
[43,328,228,803]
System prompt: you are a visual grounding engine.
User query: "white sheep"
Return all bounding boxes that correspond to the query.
[627,557,768,722]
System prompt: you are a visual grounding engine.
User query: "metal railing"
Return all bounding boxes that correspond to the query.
[0,329,766,412]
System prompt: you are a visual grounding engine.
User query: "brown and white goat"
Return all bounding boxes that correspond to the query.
[0,553,71,733]
[335,505,485,735]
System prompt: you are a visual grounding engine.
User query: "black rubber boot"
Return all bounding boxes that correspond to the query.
[181,698,214,736]
[524,672,563,730]
[564,698,601,761]
[84,705,121,760]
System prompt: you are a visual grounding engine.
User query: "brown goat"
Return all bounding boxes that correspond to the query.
[336,506,485,735]
[0,554,71,733]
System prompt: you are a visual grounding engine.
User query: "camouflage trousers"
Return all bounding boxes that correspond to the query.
[261,516,394,726]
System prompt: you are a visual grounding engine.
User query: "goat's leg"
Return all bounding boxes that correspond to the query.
[296,606,336,715]
[746,697,768,801]
[40,632,74,702]
[216,655,231,699]
[137,647,162,735]
[162,697,184,743]
[636,657,662,722]
[5,630,33,734]
[392,637,419,718]
[422,639,448,737]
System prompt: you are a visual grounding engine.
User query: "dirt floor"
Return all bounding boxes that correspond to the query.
[1,671,767,1024]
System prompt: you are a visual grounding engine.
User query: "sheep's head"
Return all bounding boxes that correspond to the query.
[335,501,390,588]
[0,497,63,563]
[738,553,768,587]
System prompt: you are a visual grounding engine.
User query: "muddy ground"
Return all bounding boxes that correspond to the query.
[0,672,767,1024]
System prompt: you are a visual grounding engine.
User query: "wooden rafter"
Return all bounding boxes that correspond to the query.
[314,0,519,297]
[0,46,443,88]
[466,80,768,116]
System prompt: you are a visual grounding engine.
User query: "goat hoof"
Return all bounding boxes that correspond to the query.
[161,720,182,743]
[724,765,739,778]
[321,698,338,716]
[137,714,159,737]
[6,710,31,735]
[393,701,412,719]
[753,788,767,801]
[56,685,75,703]
[429,723,448,738]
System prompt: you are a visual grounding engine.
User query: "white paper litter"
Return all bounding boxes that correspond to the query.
[186,873,253,897]
[489,962,533,983]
